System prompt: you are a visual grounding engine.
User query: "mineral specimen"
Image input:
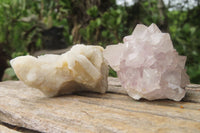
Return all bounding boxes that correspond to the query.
[11,44,108,97]
[104,23,190,101]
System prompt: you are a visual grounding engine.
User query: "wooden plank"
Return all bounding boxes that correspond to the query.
[0,78,200,133]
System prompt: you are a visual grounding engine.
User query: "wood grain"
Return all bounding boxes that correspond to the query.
[0,77,200,133]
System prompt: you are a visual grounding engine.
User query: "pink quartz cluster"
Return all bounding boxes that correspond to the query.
[104,23,190,101]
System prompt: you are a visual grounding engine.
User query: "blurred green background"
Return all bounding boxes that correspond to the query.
[0,0,200,83]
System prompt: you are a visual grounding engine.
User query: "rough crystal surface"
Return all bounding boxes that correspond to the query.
[11,44,108,97]
[104,23,190,101]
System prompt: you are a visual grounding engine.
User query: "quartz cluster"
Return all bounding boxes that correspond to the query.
[104,23,190,101]
[11,44,108,97]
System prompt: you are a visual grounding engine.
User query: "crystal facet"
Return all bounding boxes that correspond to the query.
[11,44,108,97]
[104,23,190,101]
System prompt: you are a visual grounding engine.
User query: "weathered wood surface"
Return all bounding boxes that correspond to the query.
[0,77,200,133]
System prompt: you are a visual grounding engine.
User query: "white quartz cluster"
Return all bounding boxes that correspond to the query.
[104,23,190,101]
[11,44,108,97]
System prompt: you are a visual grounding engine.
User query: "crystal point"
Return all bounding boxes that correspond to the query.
[104,23,190,101]
[11,44,108,97]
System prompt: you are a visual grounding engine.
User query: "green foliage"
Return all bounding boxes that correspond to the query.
[109,68,117,77]
[141,0,160,25]
[87,6,98,18]
[0,0,72,55]
[80,6,128,46]
[0,0,30,54]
